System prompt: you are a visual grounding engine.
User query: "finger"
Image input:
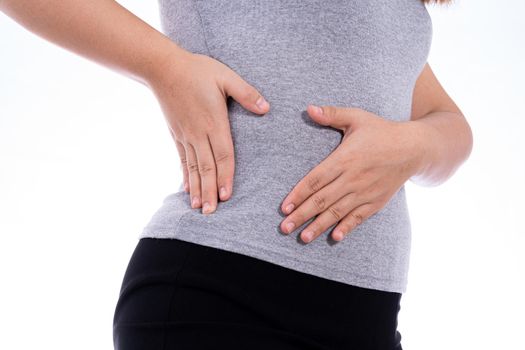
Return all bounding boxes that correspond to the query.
[297,191,361,243]
[331,203,376,242]
[185,141,202,209]
[280,172,348,235]
[166,120,189,193]
[280,153,344,215]
[307,105,363,133]
[207,123,235,202]
[172,132,189,193]
[221,69,270,115]
[192,134,218,214]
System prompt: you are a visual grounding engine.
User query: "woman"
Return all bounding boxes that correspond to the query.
[1,0,472,349]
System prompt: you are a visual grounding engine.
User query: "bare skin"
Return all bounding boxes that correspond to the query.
[279,63,474,243]
[1,1,473,241]
[149,51,270,214]
[0,0,270,215]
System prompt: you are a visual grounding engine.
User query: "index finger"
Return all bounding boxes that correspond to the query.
[280,154,343,215]
[208,121,235,202]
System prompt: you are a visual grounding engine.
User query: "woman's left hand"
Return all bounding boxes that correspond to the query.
[279,104,426,243]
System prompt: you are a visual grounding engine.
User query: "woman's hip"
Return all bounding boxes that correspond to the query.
[113,237,403,350]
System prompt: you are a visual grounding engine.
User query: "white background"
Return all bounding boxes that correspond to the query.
[1,1,523,349]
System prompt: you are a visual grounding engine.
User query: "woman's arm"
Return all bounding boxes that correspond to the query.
[278,63,474,242]
[409,63,474,187]
[0,0,187,86]
[0,0,272,214]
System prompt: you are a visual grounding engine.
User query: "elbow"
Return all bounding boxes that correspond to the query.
[409,170,450,188]
[465,119,474,162]
[409,111,474,188]
[459,111,474,164]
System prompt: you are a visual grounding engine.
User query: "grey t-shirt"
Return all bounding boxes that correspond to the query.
[140,0,433,293]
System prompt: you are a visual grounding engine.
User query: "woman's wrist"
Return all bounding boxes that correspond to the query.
[402,120,433,181]
[142,42,194,91]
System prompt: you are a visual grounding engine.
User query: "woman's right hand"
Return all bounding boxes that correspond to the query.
[147,48,270,214]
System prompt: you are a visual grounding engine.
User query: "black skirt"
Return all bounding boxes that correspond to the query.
[113,237,403,350]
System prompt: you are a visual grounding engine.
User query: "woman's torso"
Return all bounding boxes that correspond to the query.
[140,0,432,293]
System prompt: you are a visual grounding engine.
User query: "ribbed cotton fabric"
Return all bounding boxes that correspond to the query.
[140,0,433,293]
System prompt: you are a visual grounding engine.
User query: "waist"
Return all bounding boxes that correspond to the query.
[140,181,412,293]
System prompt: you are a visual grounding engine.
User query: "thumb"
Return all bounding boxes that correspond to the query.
[221,69,270,115]
[307,104,362,132]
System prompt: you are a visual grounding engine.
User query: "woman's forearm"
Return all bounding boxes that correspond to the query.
[0,0,187,86]
[409,110,474,187]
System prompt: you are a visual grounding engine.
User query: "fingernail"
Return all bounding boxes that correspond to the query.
[311,105,323,115]
[333,229,345,241]
[256,96,269,111]
[219,186,227,200]
[302,230,314,243]
[285,221,295,233]
[192,196,199,208]
[202,201,213,214]
[284,203,295,214]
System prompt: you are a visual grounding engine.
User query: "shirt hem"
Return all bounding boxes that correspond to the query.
[138,226,408,294]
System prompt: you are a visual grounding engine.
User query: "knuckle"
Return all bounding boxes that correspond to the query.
[187,161,199,173]
[347,107,362,117]
[214,151,231,164]
[347,107,358,114]
[311,194,326,211]
[306,176,322,193]
[345,221,357,233]
[328,205,342,221]
[351,212,364,225]
[324,105,336,118]
[198,162,215,175]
